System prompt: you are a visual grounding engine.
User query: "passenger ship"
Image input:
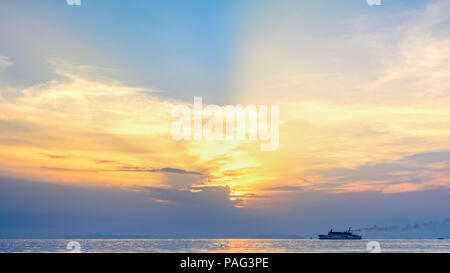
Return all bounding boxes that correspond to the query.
[318,228,362,240]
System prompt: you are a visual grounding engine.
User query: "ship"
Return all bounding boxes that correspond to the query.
[318,228,362,240]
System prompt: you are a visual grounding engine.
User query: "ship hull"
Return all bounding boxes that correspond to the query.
[318,235,362,240]
[318,237,362,240]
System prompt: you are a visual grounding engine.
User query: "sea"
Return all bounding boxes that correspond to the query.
[0,239,449,253]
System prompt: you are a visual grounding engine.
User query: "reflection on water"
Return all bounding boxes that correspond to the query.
[0,239,449,253]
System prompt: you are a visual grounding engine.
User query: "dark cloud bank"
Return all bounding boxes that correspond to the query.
[0,176,449,239]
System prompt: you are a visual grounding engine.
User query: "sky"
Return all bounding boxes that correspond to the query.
[0,0,449,238]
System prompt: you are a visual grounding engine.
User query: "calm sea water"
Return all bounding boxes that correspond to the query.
[0,239,449,253]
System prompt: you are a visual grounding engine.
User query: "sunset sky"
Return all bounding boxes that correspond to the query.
[0,0,449,238]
